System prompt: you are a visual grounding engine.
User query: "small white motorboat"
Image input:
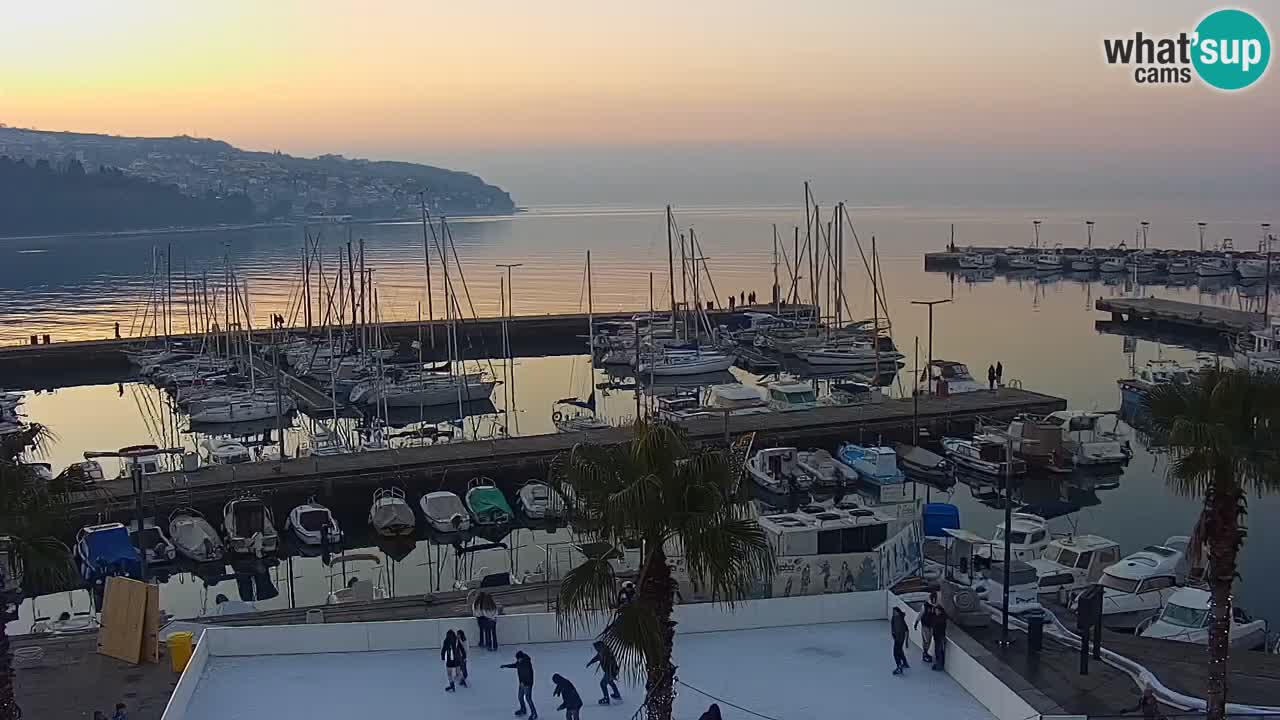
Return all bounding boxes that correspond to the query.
[1087,537,1190,630]
[201,437,251,465]
[1028,534,1121,597]
[747,447,812,493]
[942,435,1028,477]
[1196,257,1234,277]
[1139,587,1269,650]
[795,449,843,488]
[419,491,472,533]
[369,487,416,537]
[223,495,279,556]
[128,518,177,565]
[287,499,342,546]
[326,553,389,604]
[958,252,997,269]
[515,481,566,520]
[168,508,224,563]
[637,350,735,376]
[974,512,1050,563]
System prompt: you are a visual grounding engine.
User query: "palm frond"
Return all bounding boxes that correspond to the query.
[556,555,618,633]
[14,536,76,595]
[597,601,667,684]
[680,517,775,605]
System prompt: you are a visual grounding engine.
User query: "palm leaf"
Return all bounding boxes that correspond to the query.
[556,555,617,634]
[597,601,666,684]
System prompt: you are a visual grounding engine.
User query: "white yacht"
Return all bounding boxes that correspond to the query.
[1042,411,1132,466]
[798,341,904,366]
[1196,256,1235,277]
[352,372,496,408]
[1138,587,1269,650]
[747,447,813,494]
[287,499,342,546]
[189,398,289,424]
[760,378,821,412]
[941,435,1027,478]
[1088,537,1190,630]
[419,491,471,533]
[1029,534,1121,597]
[973,512,1050,563]
[637,350,735,376]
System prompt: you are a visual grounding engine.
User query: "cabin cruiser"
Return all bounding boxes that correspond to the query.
[1043,411,1131,465]
[836,444,907,503]
[927,360,985,394]
[705,384,771,415]
[958,252,997,270]
[465,478,514,526]
[1028,534,1121,597]
[760,378,822,412]
[515,481,566,520]
[1196,256,1235,277]
[1138,587,1269,650]
[941,435,1027,477]
[326,553,388,605]
[168,508,224,563]
[223,495,279,556]
[747,447,813,494]
[287,499,342,545]
[1234,323,1280,374]
[1035,247,1064,271]
[128,518,177,565]
[419,491,471,533]
[1236,258,1276,280]
[795,449,844,488]
[201,437,251,465]
[973,513,1050,563]
[1087,537,1190,630]
[369,487,416,537]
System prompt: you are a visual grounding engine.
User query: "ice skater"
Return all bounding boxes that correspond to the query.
[473,590,501,650]
[699,704,722,720]
[587,641,622,704]
[457,629,470,687]
[891,606,910,675]
[552,673,584,720]
[916,591,939,663]
[931,606,949,671]
[1120,685,1164,720]
[442,629,463,691]
[502,651,538,720]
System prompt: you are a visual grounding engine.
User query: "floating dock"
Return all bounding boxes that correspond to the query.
[924,246,1243,271]
[1095,297,1264,334]
[66,387,1066,523]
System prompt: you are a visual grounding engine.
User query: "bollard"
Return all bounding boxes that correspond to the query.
[1025,608,1045,654]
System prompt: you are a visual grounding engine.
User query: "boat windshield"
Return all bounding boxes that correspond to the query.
[298,509,331,532]
[1159,602,1209,628]
[995,529,1027,544]
[1057,549,1082,567]
[783,390,816,404]
[1100,572,1139,594]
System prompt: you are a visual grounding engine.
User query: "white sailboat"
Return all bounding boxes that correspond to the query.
[637,349,735,376]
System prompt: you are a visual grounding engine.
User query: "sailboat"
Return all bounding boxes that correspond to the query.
[556,251,610,431]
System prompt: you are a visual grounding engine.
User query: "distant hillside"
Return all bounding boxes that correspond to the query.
[0,126,515,227]
[0,155,257,236]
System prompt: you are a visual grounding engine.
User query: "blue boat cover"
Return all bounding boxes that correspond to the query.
[922,503,961,538]
[81,526,141,581]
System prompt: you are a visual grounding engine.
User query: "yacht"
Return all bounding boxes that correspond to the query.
[1138,588,1269,650]
[1028,534,1121,597]
[1236,258,1276,280]
[958,252,997,270]
[1196,256,1235,277]
[1042,410,1132,466]
[637,349,735,376]
[1087,537,1190,630]
[747,447,812,494]
[835,444,908,503]
[760,378,821,412]
[927,360,985,394]
[973,513,1050,563]
[1165,257,1196,275]
[189,398,289,424]
[419,491,471,533]
[798,342,904,366]
[941,435,1027,478]
[287,499,342,546]
[223,495,279,556]
[351,372,496,408]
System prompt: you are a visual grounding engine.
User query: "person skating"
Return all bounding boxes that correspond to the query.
[1120,686,1165,720]
[891,606,910,675]
[502,651,538,720]
[457,629,470,687]
[587,640,622,704]
[442,629,463,691]
[473,590,501,650]
[931,606,949,671]
[915,591,939,663]
[699,703,723,720]
[552,673,584,720]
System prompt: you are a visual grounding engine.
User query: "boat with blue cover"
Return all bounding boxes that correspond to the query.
[836,443,908,503]
[74,523,141,583]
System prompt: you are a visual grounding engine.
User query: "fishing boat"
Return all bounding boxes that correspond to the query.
[1125,250,1158,273]
[127,518,177,565]
[893,443,951,484]
[1098,255,1127,273]
[795,449,844,488]
[958,252,997,269]
[1007,252,1037,270]
[1069,251,1097,272]
[1087,537,1190,630]
[1195,256,1234,277]
[465,478,514,526]
[1117,359,1196,418]
[747,447,811,494]
[419,491,471,533]
[1138,587,1269,650]
[326,553,388,605]
[1235,258,1276,279]
[74,523,141,582]
[1035,247,1064,271]
[1027,534,1121,596]
[369,487,416,537]
[223,495,279,555]
[515,481,567,520]
[1165,257,1196,275]
[637,350,735,376]
[168,508,224,563]
[941,435,1027,477]
[201,437,251,465]
[836,444,908,502]
[287,499,342,546]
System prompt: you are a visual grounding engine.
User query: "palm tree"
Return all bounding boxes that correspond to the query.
[1,424,75,720]
[552,420,773,720]
[1142,368,1280,720]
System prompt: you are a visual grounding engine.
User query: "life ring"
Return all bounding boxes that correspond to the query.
[553,410,564,423]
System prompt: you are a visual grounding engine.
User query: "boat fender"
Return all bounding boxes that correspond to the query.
[553,410,564,423]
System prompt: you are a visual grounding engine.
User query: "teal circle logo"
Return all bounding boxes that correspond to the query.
[1193,9,1270,90]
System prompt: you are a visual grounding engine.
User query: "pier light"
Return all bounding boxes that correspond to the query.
[911,299,951,395]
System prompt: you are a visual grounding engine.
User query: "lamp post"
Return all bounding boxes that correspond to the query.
[1000,432,1014,648]
[84,446,185,581]
[911,299,951,395]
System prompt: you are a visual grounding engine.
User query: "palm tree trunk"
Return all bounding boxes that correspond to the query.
[640,545,678,720]
[1204,479,1245,720]
[0,614,17,720]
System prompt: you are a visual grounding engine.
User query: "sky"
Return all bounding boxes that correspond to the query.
[1,1,1276,208]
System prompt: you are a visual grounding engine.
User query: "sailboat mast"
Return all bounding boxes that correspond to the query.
[586,250,594,355]
[303,232,313,332]
[666,205,677,333]
[772,224,780,312]
[871,235,880,376]
[420,193,436,350]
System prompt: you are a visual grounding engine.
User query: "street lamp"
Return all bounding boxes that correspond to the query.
[911,299,951,395]
[84,446,185,580]
[495,264,523,320]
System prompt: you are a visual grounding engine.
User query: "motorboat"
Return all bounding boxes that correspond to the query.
[893,443,951,484]
[1028,534,1122,597]
[927,360,985,395]
[369,487,416,537]
[1007,252,1037,270]
[127,518,177,565]
[1138,587,1269,650]
[168,508,224,563]
[326,553,389,605]
[760,378,821,412]
[465,478,515,526]
[1098,255,1127,273]
[996,415,1072,472]
[201,437,251,465]
[1196,256,1234,277]
[1236,258,1276,280]
[1165,257,1196,275]
[287,499,342,546]
[114,445,165,478]
[829,381,882,406]
[795,449,844,488]
[189,398,289,424]
[552,398,610,432]
[958,252,997,270]
[1089,536,1190,630]
[941,435,1027,477]
[704,384,771,415]
[798,341,904,366]
[655,390,707,422]
[637,350,735,376]
[974,512,1050,563]
[1042,410,1131,466]
[836,444,908,503]
[747,447,812,494]
[222,495,280,556]
[1069,251,1097,272]
[419,491,472,533]
[1035,248,1064,271]
[74,523,141,583]
[1117,359,1196,420]
[974,559,1043,616]
[0,536,22,596]
[515,481,567,520]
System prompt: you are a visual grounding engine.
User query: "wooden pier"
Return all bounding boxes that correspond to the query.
[65,387,1066,522]
[1096,297,1264,334]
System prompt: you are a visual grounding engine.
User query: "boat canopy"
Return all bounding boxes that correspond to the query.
[469,487,514,522]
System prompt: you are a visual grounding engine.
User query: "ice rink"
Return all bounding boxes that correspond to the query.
[184,621,995,720]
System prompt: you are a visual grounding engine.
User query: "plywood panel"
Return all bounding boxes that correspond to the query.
[97,576,147,664]
[143,582,161,663]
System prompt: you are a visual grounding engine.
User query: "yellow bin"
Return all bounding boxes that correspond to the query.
[168,632,195,673]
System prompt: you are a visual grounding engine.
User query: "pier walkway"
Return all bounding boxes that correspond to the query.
[66,387,1066,521]
[1096,297,1264,334]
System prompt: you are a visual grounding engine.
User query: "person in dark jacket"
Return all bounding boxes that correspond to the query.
[502,651,538,719]
[931,607,949,671]
[456,629,470,687]
[587,641,622,704]
[699,703,723,720]
[890,606,910,675]
[552,674,584,720]
[1121,686,1164,720]
[442,629,462,691]
[996,361,1004,386]
[987,364,997,391]
[915,591,939,663]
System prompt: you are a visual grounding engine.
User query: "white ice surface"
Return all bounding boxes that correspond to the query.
[184,621,994,720]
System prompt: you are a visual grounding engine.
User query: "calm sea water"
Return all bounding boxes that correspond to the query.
[6,205,1280,634]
